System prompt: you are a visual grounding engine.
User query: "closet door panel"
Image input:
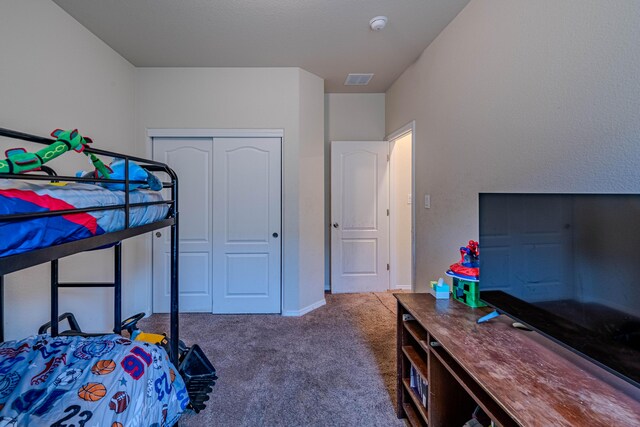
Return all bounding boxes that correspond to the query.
[212,138,281,314]
[153,138,213,312]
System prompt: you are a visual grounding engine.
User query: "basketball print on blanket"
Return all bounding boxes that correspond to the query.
[78,382,107,402]
[0,334,188,425]
[91,359,116,376]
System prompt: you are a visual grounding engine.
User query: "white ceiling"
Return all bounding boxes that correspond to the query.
[52,0,470,93]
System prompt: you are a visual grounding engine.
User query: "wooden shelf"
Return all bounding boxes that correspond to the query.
[403,402,426,427]
[417,339,431,355]
[404,320,428,342]
[402,378,429,424]
[396,295,520,427]
[396,293,640,427]
[429,344,517,427]
[402,345,429,379]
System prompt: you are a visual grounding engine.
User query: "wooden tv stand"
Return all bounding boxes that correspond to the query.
[395,293,640,426]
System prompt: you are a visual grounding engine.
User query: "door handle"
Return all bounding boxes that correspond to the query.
[155,232,162,238]
[333,223,339,228]
[272,232,279,238]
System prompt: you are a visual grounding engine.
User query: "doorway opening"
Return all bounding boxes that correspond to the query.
[388,122,415,291]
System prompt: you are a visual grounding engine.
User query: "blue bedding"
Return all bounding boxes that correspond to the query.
[0,334,188,426]
[0,180,169,258]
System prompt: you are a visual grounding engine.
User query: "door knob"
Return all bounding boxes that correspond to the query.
[272,232,279,238]
[155,232,162,238]
[333,223,339,228]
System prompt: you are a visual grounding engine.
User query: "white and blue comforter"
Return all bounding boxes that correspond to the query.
[0,334,188,426]
[0,180,169,258]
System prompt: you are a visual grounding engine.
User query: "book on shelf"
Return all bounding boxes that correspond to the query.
[409,364,429,408]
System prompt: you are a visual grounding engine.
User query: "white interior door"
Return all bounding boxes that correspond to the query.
[212,138,281,313]
[331,141,389,293]
[153,138,213,312]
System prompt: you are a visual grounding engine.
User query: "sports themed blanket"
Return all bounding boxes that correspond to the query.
[0,180,168,258]
[0,334,188,426]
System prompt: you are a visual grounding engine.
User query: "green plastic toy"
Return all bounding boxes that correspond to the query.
[0,128,110,178]
[452,277,486,308]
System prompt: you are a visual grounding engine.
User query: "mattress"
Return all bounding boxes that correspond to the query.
[0,334,189,426]
[0,180,169,257]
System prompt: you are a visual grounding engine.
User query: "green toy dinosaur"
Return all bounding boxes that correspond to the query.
[0,129,110,178]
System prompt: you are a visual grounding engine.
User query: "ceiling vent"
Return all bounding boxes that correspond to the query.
[344,73,374,86]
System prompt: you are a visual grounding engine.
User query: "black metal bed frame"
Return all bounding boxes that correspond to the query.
[0,127,181,365]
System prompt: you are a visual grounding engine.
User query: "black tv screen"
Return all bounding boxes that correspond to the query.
[479,193,640,387]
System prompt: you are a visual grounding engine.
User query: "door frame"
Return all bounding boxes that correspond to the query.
[386,121,416,291]
[147,128,284,313]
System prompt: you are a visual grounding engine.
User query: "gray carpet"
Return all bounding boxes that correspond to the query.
[140,292,405,427]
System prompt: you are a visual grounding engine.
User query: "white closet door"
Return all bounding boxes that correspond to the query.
[212,138,281,313]
[331,141,390,293]
[153,138,213,312]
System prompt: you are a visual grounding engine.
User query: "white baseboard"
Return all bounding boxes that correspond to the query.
[282,298,326,317]
[394,284,412,290]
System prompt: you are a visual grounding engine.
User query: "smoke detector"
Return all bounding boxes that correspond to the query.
[369,16,388,31]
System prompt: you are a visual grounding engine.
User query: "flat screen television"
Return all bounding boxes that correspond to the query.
[479,193,640,388]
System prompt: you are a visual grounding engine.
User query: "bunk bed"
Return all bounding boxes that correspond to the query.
[0,127,196,425]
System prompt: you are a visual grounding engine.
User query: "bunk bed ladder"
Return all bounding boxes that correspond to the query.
[49,242,123,336]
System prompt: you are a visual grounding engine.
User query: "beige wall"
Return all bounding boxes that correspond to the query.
[325,94,386,142]
[135,67,325,314]
[0,0,141,339]
[386,0,640,291]
[324,93,385,289]
[1,3,325,339]
[298,71,326,310]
